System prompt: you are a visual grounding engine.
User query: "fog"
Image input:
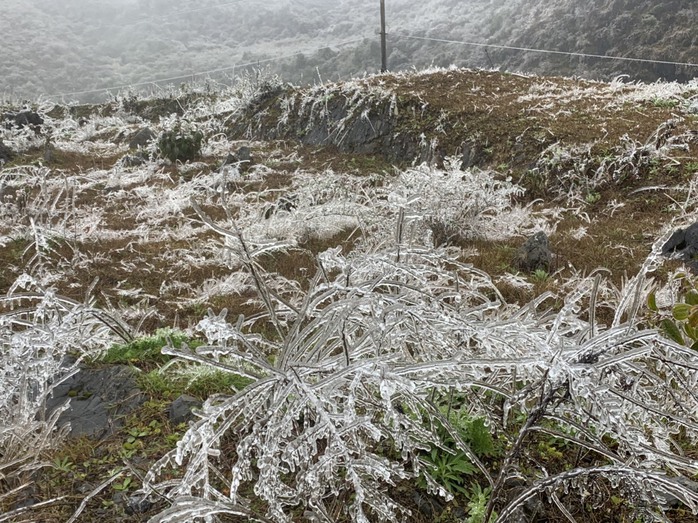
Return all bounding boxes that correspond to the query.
[0,0,695,103]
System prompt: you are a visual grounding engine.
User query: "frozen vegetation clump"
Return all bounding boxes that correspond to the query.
[0,275,123,514]
[141,204,698,522]
[386,157,535,244]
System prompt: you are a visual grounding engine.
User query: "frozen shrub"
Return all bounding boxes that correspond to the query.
[142,210,698,522]
[157,120,204,163]
[386,157,533,244]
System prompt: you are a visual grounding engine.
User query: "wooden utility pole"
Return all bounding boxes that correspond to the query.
[380,0,387,72]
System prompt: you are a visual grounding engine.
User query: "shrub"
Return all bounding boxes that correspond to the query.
[157,121,203,163]
[140,212,698,523]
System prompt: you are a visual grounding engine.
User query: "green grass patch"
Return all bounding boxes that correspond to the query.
[139,367,253,400]
[99,328,201,366]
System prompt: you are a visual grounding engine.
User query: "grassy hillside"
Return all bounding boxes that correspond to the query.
[2,68,698,522]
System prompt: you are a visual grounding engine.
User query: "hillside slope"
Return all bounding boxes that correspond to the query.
[1,68,698,522]
[0,0,695,102]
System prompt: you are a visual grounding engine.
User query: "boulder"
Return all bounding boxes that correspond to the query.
[3,110,43,129]
[128,127,156,150]
[514,231,552,272]
[169,394,202,425]
[662,222,698,273]
[46,364,146,439]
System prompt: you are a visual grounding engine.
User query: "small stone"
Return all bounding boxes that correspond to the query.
[120,154,147,167]
[169,394,202,425]
[662,222,698,273]
[0,139,14,164]
[125,493,154,515]
[461,141,482,169]
[46,364,146,439]
[236,146,252,164]
[514,231,552,272]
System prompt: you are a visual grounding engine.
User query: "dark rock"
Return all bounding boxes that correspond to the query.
[221,152,237,167]
[263,194,297,219]
[0,139,14,164]
[17,111,44,127]
[43,141,55,164]
[120,154,147,167]
[222,146,254,172]
[236,146,252,164]
[169,394,202,425]
[4,110,43,129]
[503,477,544,523]
[514,231,552,272]
[46,365,145,439]
[128,127,156,150]
[662,222,698,273]
[125,493,154,515]
[412,491,444,518]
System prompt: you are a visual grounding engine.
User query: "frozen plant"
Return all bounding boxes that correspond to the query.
[142,209,698,522]
[143,215,503,522]
[0,275,128,516]
[385,157,534,244]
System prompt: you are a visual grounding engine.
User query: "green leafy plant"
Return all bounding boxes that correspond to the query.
[157,122,203,163]
[420,445,477,497]
[585,191,601,204]
[652,98,679,108]
[112,476,133,492]
[51,456,75,473]
[419,404,497,497]
[100,329,196,365]
[465,483,496,523]
[649,284,698,349]
[531,268,550,283]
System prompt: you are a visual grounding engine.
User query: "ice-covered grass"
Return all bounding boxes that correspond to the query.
[2,66,698,522]
[0,275,126,518]
[140,211,698,522]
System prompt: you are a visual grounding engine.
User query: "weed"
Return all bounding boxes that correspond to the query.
[531,268,550,283]
[51,456,75,474]
[112,476,133,492]
[139,366,253,400]
[652,98,679,108]
[465,483,496,523]
[585,191,601,204]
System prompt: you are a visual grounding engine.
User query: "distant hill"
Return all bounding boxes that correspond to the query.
[0,0,695,102]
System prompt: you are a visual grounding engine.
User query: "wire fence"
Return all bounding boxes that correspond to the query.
[43,38,369,100]
[28,22,698,101]
[391,33,698,69]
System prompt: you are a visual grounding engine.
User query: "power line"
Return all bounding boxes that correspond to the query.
[392,33,698,69]
[44,38,368,100]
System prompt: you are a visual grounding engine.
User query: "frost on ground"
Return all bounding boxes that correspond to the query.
[1,67,698,522]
